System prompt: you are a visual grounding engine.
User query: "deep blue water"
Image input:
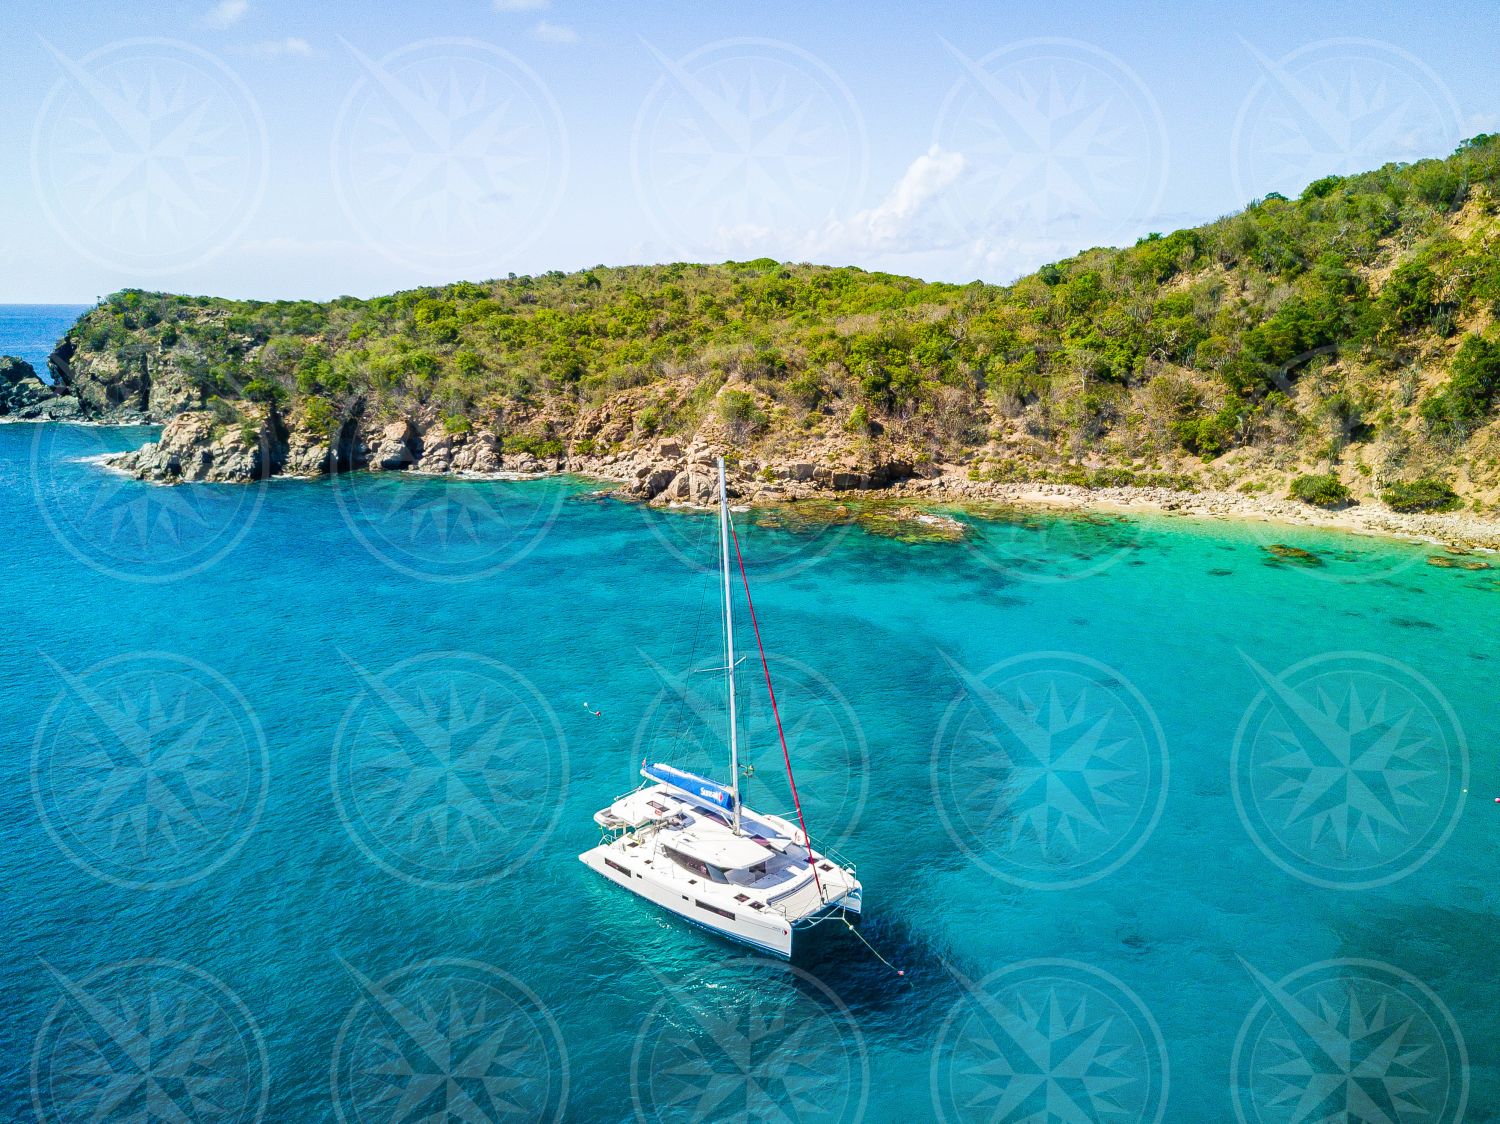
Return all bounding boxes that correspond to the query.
[0,305,90,375]
[1,315,1497,1121]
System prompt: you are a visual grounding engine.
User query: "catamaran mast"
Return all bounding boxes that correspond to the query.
[717,456,741,835]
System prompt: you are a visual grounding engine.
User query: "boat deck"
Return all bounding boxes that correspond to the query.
[581,782,861,955]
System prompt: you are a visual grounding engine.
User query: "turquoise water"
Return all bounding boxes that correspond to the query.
[3,417,1499,1120]
[0,305,89,374]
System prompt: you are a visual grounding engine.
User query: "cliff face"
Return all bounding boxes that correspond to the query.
[109,407,502,486]
[49,331,210,422]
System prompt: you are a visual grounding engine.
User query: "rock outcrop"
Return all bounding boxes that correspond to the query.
[110,409,288,483]
[0,355,82,420]
[418,428,503,474]
[616,441,725,505]
[601,442,926,508]
[368,419,422,471]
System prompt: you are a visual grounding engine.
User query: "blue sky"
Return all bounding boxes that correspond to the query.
[1,0,1495,302]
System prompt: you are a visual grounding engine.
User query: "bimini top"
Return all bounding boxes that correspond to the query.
[669,822,775,872]
[642,762,736,813]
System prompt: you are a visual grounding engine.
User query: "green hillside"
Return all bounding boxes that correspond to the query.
[47,134,1500,508]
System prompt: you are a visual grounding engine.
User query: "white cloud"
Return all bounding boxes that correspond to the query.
[241,37,316,59]
[856,146,966,241]
[668,146,970,266]
[494,0,549,10]
[203,0,248,28]
[810,145,966,256]
[531,20,578,44]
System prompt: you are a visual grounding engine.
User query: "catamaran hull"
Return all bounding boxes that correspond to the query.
[579,846,857,958]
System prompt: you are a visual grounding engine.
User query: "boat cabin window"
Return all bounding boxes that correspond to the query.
[661,845,728,883]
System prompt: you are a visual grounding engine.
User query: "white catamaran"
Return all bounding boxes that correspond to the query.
[579,457,862,958]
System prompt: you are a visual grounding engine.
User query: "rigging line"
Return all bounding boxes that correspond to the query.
[726,513,825,903]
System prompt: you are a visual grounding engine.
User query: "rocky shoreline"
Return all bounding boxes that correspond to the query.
[81,410,1500,555]
[93,407,932,501]
[616,460,1500,555]
[10,345,1497,555]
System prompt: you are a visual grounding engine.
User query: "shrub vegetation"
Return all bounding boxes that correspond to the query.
[1289,473,1351,507]
[1381,477,1460,512]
